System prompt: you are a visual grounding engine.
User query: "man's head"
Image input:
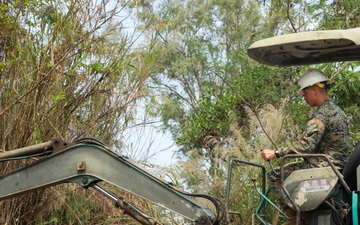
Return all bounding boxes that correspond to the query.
[298,69,330,107]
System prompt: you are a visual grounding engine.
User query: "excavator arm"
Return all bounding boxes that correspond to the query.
[0,138,224,225]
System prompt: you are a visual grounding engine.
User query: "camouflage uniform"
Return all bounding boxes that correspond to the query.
[268,99,350,210]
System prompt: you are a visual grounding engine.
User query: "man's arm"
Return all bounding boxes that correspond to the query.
[261,118,325,161]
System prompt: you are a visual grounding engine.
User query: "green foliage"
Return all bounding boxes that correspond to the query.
[1,0,360,224]
[177,87,240,150]
[49,190,95,223]
[38,185,148,225]
[52,92,66,103]
[135,0,360,224]
[41,217,58,225]
[177,102,298,224]
[226,165,272,224]
[330,66,360,142]
[177,66,299,153]
[318,0,360,29]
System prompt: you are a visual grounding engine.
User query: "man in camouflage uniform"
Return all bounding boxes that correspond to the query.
[260,69,350,225]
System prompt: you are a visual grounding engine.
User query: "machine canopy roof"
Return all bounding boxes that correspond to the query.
[247,28,360,66]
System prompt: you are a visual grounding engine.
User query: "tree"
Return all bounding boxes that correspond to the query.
[133,0,360,223]
[2,0,359,223]
[0,0,153,224]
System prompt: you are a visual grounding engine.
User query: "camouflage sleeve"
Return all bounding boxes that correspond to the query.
[279,118,326,157]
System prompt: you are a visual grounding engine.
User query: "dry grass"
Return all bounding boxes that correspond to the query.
[177,101,298,224]
[0,1,153,224]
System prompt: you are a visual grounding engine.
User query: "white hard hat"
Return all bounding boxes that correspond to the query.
[298,69,329,95]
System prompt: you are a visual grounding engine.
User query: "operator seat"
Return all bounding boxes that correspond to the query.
[342,142,360,191]
[281,143,360,225]
[282,142,360,213]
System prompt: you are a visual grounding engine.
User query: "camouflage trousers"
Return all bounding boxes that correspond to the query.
[267,161,315,209]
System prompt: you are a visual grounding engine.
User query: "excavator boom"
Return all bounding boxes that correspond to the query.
[0,138,221,225]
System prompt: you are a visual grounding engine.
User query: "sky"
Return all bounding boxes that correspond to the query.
[117,3,180,168]
[122,117,179,167]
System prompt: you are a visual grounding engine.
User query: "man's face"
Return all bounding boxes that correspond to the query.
[302,86,316,107]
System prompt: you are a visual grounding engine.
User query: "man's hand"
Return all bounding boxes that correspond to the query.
[261,149,276,161]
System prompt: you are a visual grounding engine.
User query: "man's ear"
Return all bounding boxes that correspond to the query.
[313,87,318,95]
[312,86,321,95]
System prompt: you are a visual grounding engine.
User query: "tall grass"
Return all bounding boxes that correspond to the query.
[176,101,298,224]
